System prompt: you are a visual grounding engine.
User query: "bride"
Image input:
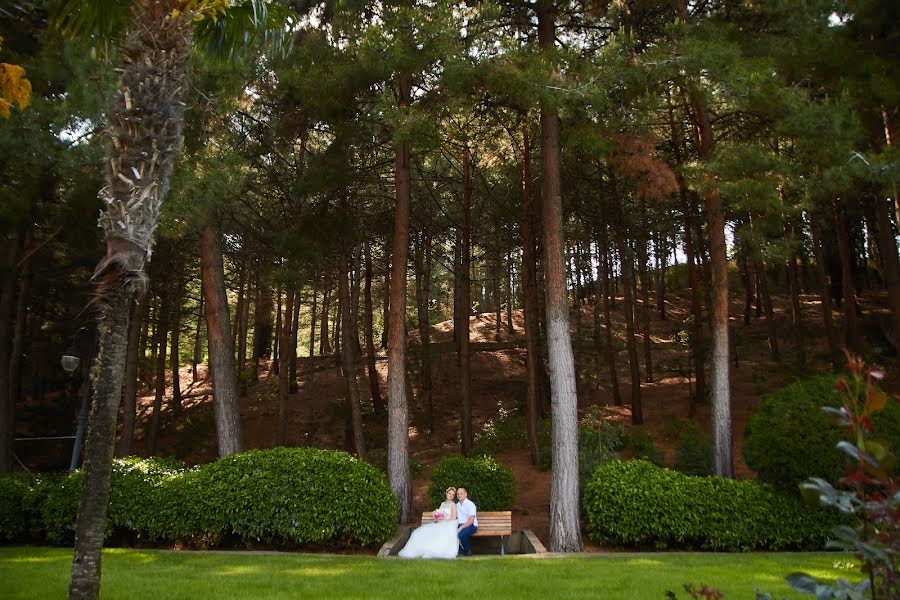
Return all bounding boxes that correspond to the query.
[398,487,459,559]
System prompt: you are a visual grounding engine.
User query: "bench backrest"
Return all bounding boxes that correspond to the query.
[421,510,512,536]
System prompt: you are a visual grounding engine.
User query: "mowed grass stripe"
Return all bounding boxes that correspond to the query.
[0,547,859,599]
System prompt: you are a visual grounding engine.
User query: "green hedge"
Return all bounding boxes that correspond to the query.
[427,456,515,512]
[743,374,900,488]
[2,448,397,549]
[584,460,838,551]
[0,472,59,542]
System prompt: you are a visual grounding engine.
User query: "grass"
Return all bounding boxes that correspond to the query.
[0,547,859,599]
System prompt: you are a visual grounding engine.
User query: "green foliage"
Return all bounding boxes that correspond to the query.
[578,406,627,491]
[472,407,529,456]
[41,457,184,545]
[626,427,664,466]
[149,448,396,547]
[0,472,59,542]
[427,456,515,512]
[18,449,395,549]
[743,374,900,488]
[673,422,712,477]
[365,448,423,480]
[584,461,838,551]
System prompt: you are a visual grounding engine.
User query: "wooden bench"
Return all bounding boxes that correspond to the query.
[421,511,513,555]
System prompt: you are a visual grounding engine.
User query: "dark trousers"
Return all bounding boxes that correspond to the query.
[458,525,477,554]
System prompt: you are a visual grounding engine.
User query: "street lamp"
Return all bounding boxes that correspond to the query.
[60,345,80,376]
[63,329,95,472]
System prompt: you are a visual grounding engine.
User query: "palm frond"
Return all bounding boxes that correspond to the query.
[47,0,131,43]
[195,0,298,59]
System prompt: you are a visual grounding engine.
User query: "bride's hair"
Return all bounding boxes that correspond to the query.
[445,486,457,496]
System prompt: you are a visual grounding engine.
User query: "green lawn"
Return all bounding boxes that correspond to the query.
[0,547,859,599]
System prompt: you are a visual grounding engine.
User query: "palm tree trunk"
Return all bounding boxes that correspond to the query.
[364,243,384,414]
[339,251,366,459]
[387,72,413,523]
[538,0,581,553]
[521,128,541,466]
[199,218,243,457]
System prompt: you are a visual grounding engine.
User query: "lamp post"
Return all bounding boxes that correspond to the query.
[65,329,95,472]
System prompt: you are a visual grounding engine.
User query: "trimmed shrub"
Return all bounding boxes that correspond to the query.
[427,455,515,512]
[673,421,712,476]
[0,473,57,541]
[41,457,184,544]
[743,374,900,488]
[149,447,396,547]
[584,460,839,551]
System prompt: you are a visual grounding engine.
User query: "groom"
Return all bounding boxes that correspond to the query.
[456,487,478,557]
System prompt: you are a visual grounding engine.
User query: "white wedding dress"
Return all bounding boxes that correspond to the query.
[398,501,458,559]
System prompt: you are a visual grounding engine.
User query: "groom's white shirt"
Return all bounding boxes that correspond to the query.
[457,498,478,528]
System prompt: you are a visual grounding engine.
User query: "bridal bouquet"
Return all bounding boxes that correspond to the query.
[432,509,444,521]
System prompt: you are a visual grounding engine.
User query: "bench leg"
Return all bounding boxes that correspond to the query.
[500,536,506,556]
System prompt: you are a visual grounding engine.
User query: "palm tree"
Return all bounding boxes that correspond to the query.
[48,2,293,598]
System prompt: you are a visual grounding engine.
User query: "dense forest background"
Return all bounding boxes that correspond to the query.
[0,0,898,556]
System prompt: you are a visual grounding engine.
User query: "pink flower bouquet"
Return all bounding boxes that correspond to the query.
[432,509,444,521]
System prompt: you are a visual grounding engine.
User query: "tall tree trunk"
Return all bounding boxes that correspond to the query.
[783,215,806,365]
[232,262,246,356]
[598,223,622,407]
[308,277,317,357]
[676,0,732,478]
[319,287,332,355]
[758,258,780,360]
[655,229,667,320]
[252,262,274,381]
[637,207,653,383]
[809,216,840,364]
[272,286,281,374]
[339,251,366,459]
[0,231,21,474]
[192,283,203,383]
[199,218,243,457]
[169,277,183,414]
[680,178,705,413]
[238,273,251,377]
[387,72,413,523]
[610,180,642,424]
[351,245,363,355]
[506,251,515,334]
[872,194,900,366]
[289,295,300,393]
[382,255,390,350]
[834,198,862,351]
[740,250,752,326]
[458,147,474,455]
[147,287,169,456]
[277,291,294,446]
[494,258,503,341]
[6,227,32,465]
[364,243,384,414]
[117,296,146,457]
[521,129,541,466]
[538,0,581,552]
[414,233,433,433]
